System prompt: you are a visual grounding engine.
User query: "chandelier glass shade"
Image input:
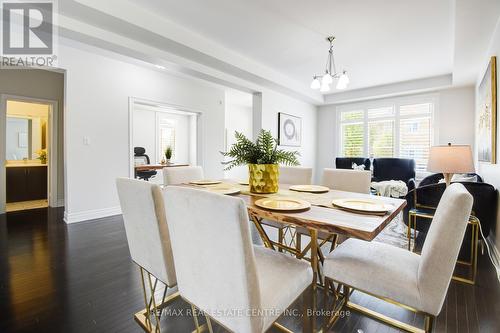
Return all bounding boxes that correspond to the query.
[311,36,349,92]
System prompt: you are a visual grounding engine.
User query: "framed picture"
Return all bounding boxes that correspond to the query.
[278,112,301,146]
[477,56,497,164]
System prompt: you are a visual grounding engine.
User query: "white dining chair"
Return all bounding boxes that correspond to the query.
[279,166,313,185]
[322,168,371,194]
[116,178,178,332]
[322,183,473,332]
[163,186,313,333]
[163,166,203,185]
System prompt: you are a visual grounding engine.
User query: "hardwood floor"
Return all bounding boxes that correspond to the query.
[0,207,499,332]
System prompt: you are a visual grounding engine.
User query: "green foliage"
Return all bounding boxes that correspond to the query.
[165,146,173,159]
[221,130,300,170]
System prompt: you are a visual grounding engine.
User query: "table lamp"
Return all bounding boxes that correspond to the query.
[427,143,475,186]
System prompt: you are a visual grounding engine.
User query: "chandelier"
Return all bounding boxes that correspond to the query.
[310,36,349,92]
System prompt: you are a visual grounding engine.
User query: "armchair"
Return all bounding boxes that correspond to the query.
[372,158,416,222]
[405,177,497,262]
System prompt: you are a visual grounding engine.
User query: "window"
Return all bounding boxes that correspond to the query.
[338,98,435,175]
[158,118,176,161]
[368,119,394,157]
[399,103,432,172]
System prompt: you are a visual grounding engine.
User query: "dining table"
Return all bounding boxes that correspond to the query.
[183,181,407,332]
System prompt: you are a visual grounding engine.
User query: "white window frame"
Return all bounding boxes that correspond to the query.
[156,114,177,162]
[336,93,439,179]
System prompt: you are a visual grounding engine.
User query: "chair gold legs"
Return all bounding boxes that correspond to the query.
[323,278,435,333]
[134,266,180,333]
[424,315,434,332]
[407,211,479,284]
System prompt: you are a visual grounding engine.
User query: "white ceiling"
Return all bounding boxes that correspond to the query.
[127,0,454,92]
[63,0,500,104]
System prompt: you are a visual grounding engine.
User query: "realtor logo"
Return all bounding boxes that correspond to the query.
[1,1,57,67]
[2,2,53,54]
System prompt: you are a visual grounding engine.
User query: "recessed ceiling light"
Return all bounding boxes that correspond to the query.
[155,64,166,69]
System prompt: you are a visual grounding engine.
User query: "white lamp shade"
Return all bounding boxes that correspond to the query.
[427,145,475,174]
[322,73,333,85]
[336,73,349,89]
[310,78,321,89]
[320,82,330,92]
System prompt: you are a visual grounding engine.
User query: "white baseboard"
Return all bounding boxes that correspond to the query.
[64,206,122,224]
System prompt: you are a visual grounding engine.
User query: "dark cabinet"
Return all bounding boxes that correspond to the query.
[6,166,48,203]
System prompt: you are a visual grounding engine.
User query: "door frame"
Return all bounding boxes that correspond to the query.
[0,94,59,213]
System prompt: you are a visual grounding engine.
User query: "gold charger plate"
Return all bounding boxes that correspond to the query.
[331,198,393,215]
[255,197,311,211]
[289,185,330,193]
[205,185,240,195]
[189,180,222,185]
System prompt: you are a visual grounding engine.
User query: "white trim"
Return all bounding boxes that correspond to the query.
[0,94,60,213]
[63,206,122,224]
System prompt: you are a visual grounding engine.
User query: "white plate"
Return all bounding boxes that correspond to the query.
[255,197,311,211]
[289,185,330,193]
[189,180,222,185]
[205,185,240,195]
[331,198,393,215]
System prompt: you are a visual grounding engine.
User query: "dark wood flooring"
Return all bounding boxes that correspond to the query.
[0,207,499,332]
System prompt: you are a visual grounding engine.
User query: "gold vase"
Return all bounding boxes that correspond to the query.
[248,164,279,193]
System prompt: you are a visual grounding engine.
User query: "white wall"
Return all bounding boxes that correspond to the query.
[316,87,476,183]
[259,90,318,179]
[477,17,500,252]
[224,103,253,180]
[59,42,225,222]
[439,87,475,145]
[132,109,156,161]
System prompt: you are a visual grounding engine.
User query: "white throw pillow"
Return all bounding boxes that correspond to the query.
[352,163,365,171]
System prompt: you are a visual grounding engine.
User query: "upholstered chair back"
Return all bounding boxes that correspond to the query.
[163,166,204,185]
[279,166,313,185]
[163,186,261,333]
[322,168,372,194]
[116,178,176,287]
[418,183,473,315]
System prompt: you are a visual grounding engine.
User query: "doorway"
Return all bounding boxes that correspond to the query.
[129,98,200,184]
[1,96,59,213]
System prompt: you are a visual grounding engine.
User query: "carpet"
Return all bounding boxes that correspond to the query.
[373,212,417,250]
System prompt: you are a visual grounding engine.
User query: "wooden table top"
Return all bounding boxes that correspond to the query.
[182,182,406,241]
[134,163,189,171]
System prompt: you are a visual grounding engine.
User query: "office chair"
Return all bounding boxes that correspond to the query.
[134,147,157,181]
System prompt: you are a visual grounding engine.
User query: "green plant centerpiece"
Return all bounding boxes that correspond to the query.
[222,130,299,193]
[164,146,173,164]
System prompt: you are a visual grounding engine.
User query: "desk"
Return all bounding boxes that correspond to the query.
[134,163,189,171]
